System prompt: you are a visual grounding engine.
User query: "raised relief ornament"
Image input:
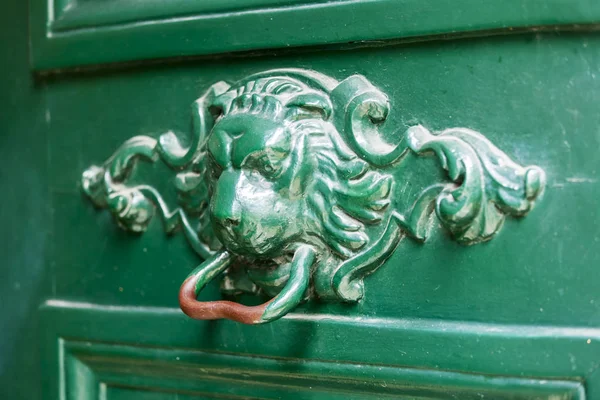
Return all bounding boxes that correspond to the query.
[82,69,545,324]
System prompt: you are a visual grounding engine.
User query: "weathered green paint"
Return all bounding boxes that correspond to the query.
[1,0,600,398]
[81,69,544,323]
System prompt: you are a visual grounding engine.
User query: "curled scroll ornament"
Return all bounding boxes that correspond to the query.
[82,69,545,324]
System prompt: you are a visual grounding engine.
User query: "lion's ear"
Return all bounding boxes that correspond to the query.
[331,75,407,167]
[286,91,332,121]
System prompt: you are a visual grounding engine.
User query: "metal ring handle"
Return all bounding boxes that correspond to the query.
[179,246,315,324]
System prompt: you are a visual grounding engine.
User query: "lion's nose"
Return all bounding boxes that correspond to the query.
[211,170,243,230]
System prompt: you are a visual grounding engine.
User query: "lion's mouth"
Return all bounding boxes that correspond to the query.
[215,222,279,258]
[215,224,238,247]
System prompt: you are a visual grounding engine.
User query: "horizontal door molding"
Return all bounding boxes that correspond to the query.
[41,299,600,399]
[61,339,584,399]
[31,0,600,70]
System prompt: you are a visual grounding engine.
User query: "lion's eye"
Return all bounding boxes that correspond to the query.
[256,154,282,179]
[243,152,282,180]
[241,147,289,182]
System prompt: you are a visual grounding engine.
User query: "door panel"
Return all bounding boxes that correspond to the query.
[1,0,599,399]
[43,302,587,400]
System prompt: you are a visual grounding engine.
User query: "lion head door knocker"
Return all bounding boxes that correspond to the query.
[82,69,545,324]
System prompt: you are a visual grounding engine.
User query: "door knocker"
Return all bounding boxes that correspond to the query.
[82,69,545,324]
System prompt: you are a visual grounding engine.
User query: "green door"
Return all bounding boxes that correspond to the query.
[2,0,600,399]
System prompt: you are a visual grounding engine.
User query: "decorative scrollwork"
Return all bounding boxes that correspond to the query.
[406,125,545,244]
[82,69,546,324]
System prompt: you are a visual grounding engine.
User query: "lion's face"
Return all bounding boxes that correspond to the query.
[198,74,392,268]
[207,112,308,259]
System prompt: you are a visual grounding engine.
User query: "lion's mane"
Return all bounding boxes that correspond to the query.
[203,75,393,260]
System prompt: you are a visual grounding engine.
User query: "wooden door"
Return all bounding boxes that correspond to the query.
[1,0,600,399]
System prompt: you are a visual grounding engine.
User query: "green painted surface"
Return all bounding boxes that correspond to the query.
[0,2,48,400]
[41,34,600,325]
[30,0,600,70]
[1,0,600,398]
[79,69,545,323]
[50,0,323,31]
[43,303,588,399]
